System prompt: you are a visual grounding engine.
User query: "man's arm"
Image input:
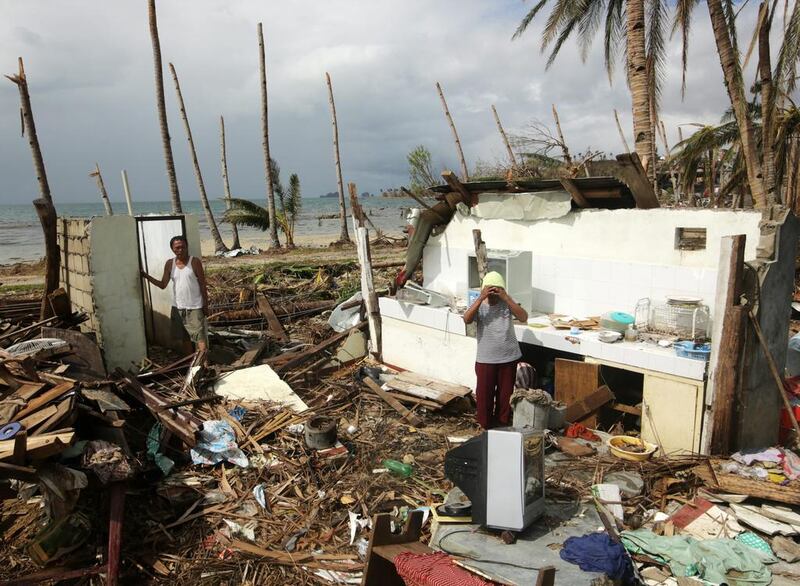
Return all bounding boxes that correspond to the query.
[193,257,209,315]
[463,288,489,324]
[498,289,528,322]
[141,259,172,290]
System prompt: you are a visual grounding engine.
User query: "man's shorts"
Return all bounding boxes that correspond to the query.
[171,307,208,344]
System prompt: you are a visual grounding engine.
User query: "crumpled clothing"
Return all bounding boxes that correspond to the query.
[566,423,600,442]
[395,551,493,586]
[510,387,551,406]
[732,448,783,466]
[190,420,249,468]
[736,532,775,562]
[559,532,635,584]
[721,461,769,480]
[37,464,88,521]
[621,529,772,586]
[81,440,133,484]
[783,449,800,480]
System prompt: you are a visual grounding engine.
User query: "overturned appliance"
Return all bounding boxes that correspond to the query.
[444,428,545,532]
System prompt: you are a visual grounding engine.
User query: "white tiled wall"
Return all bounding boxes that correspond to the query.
[531,254,718,318]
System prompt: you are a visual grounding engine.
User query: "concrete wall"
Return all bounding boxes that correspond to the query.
[59,215,148,371]
[423,208,765,319]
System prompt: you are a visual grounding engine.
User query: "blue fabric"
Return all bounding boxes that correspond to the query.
[560,532,635,584]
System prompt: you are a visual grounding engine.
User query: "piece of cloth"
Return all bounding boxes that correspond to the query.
[81,440,133,484]
[476,300,522,364]
[171,306,208,344]
[731,448,783,466]
[394,551,493,586]
[566,423,600,442]
[171,256,204,309]
[475,360,516,429]
[481,271,506,290]
[190,420,249,468]
[736,532,774,561]
[559,532,635,584]
[509,387,551,406]
[783,448,800,480]
[621,529,772,585]
[514,362,537,390]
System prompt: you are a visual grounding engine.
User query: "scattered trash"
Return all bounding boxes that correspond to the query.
[190,420,249,468]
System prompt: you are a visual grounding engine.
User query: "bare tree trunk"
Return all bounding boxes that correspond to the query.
[6,58,59,319]
[647,54,660,196]
[219,116,241,250]
[613,109,632,153]
[121,170,134,215]
[147,0,181,214]
[325,72,350,243]
[658,120,680,203]
[626,0,655,184]
[258,23,281,249]
[90,163,113,215]
[435,82,469,181]
[551,104,572,166]
[491,105,518,169]
[707,0,768,208]
[758,1,778,201]
[168,63,228,253]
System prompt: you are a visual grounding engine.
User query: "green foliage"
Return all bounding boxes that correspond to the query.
[407,145,437,195]
[224,198,270,231]
[287,174,302,219]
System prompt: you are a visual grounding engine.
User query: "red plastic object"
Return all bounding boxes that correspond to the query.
[779,404,800,444]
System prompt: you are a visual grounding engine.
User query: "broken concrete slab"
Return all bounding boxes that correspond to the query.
[212,365,308,412]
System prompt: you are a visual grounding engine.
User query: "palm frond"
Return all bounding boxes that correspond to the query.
[775,0,800,93]
[512,0,550,39]
[672,0,702,98]
[646,0,669,109]
[604,0,626,81]
[223,198,270,231]
[287,173,302,217]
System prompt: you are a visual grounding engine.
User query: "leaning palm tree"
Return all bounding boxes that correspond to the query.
[223,198,270,233]
[257,22,281,249]
[514,0,667,186]
[147,0,181,214]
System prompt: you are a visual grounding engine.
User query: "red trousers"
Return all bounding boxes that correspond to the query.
[474,360,517,429]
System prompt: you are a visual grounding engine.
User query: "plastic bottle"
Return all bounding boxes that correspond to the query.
[382,459,413,478]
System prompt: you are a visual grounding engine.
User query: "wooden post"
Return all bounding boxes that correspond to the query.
[435,82,469,181]
[472,229,488,283]
[258,23,281,249]
[106,482,126,586]
[709,235,746,455]
[551,104,572,165]
[89,163,113,215]
[326,72,350,243]
[613,109,632,154]
[491,104,518,169]
[349,183,381,359]
[220,116,241,249]
[6,58,60,319]
[168,62,228,253]
[120,170,134,216]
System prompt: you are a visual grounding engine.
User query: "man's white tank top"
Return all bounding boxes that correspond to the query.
[171,256,203,309]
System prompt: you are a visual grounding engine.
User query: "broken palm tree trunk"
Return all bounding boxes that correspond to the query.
[258,23,281,249]
[435,82,469,181]
[6,58,59,320]
[168,62,228,253]
[325,72,350,243]
[220,116,241,249]
[90,163,113,215]
[147,0,182,214]
[707,236,747,455]
[472,229,488,283]
[349,183,381,359]
[491,104,518,170]
[551,104,572,167]
[121,169,134,215]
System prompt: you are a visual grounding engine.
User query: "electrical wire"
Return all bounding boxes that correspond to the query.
[436,529,544,571]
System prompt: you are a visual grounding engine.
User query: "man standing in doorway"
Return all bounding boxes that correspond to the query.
[141,235,209,361]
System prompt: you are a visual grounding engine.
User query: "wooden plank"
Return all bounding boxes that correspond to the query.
[559,177,590,208]
[12,382,46,401]
[256,294,289,343]
[372,541,432,562]
[12,382,74,422]
[12,429,27,465]
[0,461,37,482]
[472,229,488,283]
[0,431,75,461]
[106,482,126,586]
[693,463,800,505]
[441,170,476,206]
[36,396,75,435]
[610,402,642,416]
[382,379,457,405]
[363,378,423,427]
[555,359,601,426]
[384,391,442,410]
[392,371,472,397]
[565,385,614,423]
[274,323,366,374]
[19,404,57,431]
[232,339,270,368]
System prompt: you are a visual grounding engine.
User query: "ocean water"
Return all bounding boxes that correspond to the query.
[0,196,415,265]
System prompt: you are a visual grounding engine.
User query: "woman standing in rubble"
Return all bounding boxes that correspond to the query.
[463,272,527,429]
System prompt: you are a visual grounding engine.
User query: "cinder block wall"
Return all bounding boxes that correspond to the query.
[58,216,147,371]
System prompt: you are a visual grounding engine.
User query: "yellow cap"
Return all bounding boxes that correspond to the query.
[482,271,505,290]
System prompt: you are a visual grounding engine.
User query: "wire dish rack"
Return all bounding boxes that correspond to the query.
[635,298,710,342]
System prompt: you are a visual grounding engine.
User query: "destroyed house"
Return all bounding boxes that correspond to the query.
[382,157,799,453]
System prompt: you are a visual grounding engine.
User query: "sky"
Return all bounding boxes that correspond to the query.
[0,0,774,204]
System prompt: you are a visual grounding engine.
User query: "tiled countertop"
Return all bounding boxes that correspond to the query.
[380,298,707,381]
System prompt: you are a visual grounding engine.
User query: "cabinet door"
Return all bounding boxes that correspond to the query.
[642,374,703,454]
[555,359,601,427]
